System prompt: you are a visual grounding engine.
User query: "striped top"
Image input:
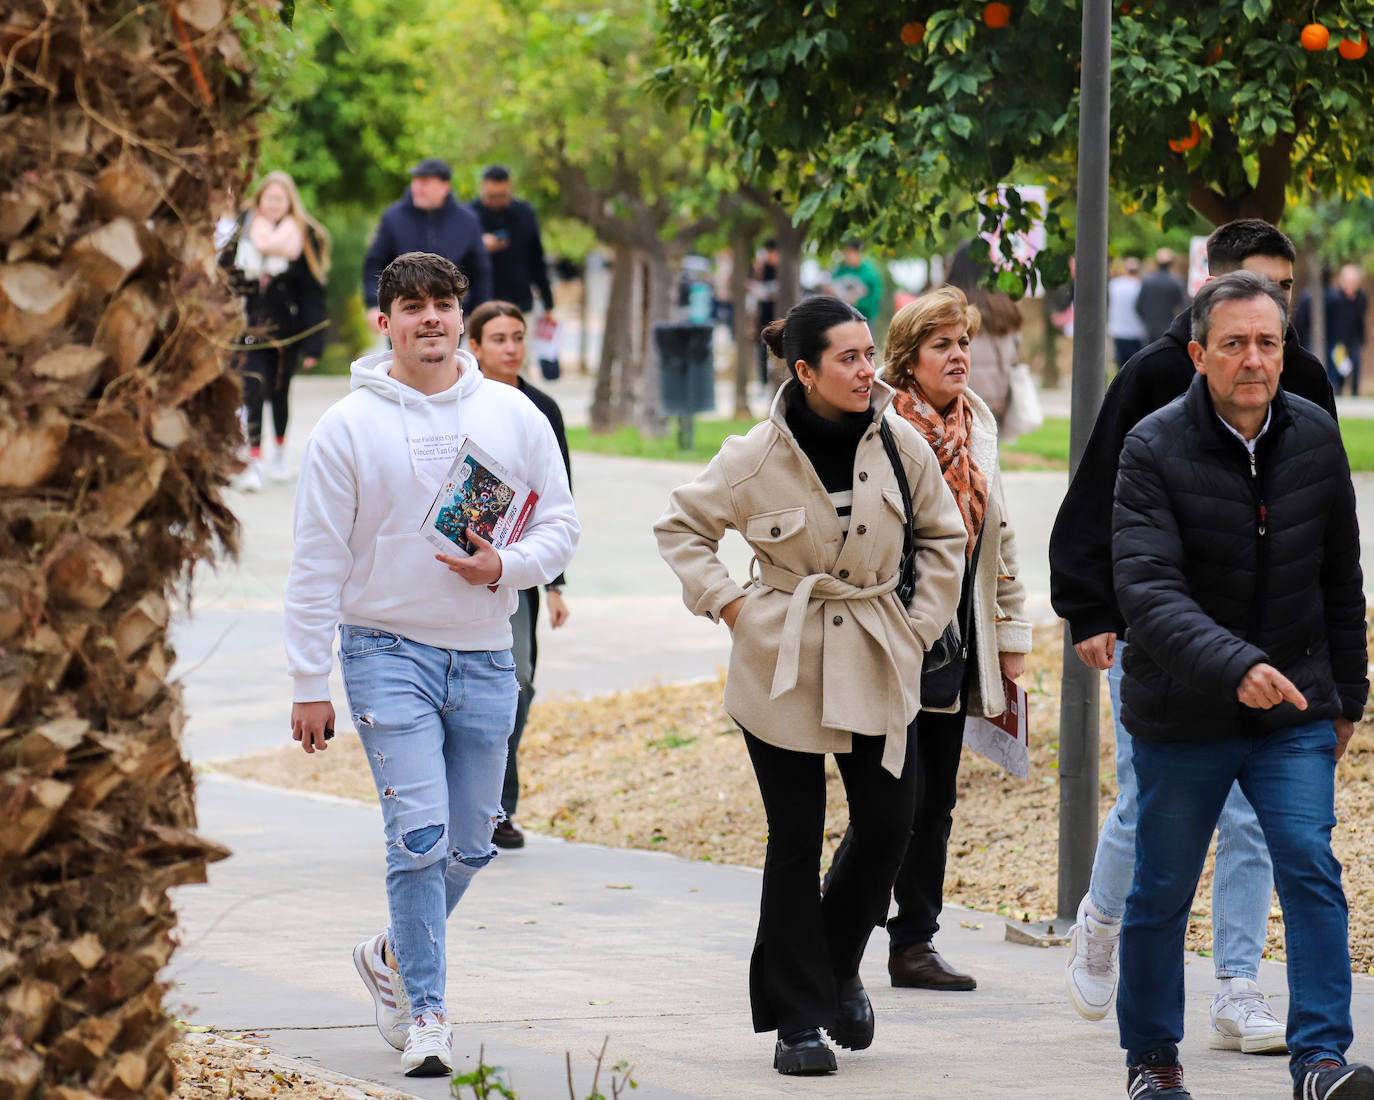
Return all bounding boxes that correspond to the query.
[783,383,872,536]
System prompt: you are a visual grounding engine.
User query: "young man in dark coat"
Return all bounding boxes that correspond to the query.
[469,166,555,316]
[362,158,493,330]
[1050,220,1337,1050]
[1110,271,1369,1100]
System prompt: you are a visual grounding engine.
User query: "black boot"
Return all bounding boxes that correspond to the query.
[773,1029,836,1075]
[826,976,874,1051]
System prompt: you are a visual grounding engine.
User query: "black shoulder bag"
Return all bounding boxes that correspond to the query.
[879,418,983,708]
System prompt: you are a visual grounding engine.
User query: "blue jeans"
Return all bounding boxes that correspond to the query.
[1118,719,1351,1083]
[1088,645,1273,980]
[339,626,518,1018]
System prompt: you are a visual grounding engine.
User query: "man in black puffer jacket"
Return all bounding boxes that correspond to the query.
[1110,271,1370,1100]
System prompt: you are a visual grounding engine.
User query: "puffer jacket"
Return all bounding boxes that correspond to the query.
[1112,374,1367,742]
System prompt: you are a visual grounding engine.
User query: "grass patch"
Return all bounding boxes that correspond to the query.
[570,411,1374,472]
[566,419,758,464]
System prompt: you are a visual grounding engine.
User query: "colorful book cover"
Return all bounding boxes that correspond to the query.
[420,437,538,557]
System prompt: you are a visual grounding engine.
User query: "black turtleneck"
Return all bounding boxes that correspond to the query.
[784,383,873,531]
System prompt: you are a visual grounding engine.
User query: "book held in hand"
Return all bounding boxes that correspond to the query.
[420,437,538,557]
[963,674,1030,779]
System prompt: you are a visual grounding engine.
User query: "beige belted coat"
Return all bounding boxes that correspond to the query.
[654,378,967,776]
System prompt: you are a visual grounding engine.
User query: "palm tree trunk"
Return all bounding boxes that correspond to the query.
[0,3,258,1094]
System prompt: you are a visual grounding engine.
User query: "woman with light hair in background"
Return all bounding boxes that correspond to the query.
[828,286,1031,993]
[222,170,330,489]
[943,240,1024,430]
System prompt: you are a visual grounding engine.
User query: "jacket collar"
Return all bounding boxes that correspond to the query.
[1183,371,1292,452]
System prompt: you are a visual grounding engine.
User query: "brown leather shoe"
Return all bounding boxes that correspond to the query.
[492,818,525,849]
[889,941,976,990]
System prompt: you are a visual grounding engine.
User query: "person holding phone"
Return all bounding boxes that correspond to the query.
[469,165,554,315]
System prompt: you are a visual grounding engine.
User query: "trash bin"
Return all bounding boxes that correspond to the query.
[654,322,714,449]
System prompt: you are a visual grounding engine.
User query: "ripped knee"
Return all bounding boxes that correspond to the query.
[393,823,446,866]
[448,846,497,872]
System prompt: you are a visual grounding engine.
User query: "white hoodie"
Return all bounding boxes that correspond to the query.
[284,349,580,702]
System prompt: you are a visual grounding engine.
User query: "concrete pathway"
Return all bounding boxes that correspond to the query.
[167,373,1374,1098]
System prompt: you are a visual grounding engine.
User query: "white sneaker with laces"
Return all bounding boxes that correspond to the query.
[402,1016,453,1077]
[352,931,410,1051]
[1209,977,1287,1053]
[1065,893,1120,1021]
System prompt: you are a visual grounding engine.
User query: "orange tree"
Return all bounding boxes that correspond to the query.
[658,0,1374,289]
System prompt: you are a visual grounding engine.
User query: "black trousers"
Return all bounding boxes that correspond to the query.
[885,700,971,949]
[826,650,975,951]
[240,344,299,447]
[742,725,918,1036]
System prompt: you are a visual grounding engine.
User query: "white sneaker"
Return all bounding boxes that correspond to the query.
[1209,978,1287,1053]
[1065,894,1120,1021]
[267,448,291,482]
[401,1017,453,1077]
[352,931,410,1051]
[233,459,264,492]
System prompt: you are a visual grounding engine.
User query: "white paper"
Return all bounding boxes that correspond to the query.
[964,675,1030,779]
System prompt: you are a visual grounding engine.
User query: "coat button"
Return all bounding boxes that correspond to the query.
[770,526,781,537]
[838,569,849,579]
[866,432,874,440]
[705,611,714,621]
[833,615,843,626]
[856,524,867,535]
[858,471,868,482]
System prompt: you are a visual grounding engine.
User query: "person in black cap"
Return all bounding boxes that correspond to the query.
[363,157,493,331]
[469,166,554,316]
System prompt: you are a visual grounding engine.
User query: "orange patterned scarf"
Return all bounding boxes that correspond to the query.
[892,387,988,555]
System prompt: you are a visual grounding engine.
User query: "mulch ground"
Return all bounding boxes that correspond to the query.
[212,624,1374,975]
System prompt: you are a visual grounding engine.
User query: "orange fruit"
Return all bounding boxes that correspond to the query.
[1120,1,1131,13]
[984,2,1011,29]
[1301,23,1330,50]
[900,21,926,46]
[1207,43,1223,64]
[1338,32,1369,59]
[1168,119,1201,153]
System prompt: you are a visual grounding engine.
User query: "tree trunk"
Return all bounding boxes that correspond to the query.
[591,244,635,432]
[1041,293,1062,389]
[639,249,675,435]
[1,3,255,1095]
[730,221,760,419]
[1301,240,1327,364]
[767,208,808,319]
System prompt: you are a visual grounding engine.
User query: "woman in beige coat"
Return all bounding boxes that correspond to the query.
[840,286,1032,992]
[655,295,966,1077]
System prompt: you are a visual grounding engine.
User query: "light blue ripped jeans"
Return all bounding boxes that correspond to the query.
[339,626,518,1017]
[1089,642,1274,980]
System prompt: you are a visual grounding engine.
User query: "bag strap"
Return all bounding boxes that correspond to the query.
[878,417,915,564]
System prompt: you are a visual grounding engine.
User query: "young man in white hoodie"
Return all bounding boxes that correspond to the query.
[284,252,579,1077]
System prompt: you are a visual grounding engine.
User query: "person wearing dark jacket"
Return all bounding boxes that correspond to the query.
[468,301,571,851]
[1110,271,1369,1100]
[1325,264,1369,396]
[363,158,493,327]
[222,171,330,489]
[1051,221,1337,1054]
[469,166,554,315]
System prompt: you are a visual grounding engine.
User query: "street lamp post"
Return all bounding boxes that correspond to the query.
[1057,0,1112,925]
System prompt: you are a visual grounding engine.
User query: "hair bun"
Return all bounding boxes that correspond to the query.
[760,318,787,359]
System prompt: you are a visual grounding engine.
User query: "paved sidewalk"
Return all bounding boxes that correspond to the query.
[167,374,1374,1098]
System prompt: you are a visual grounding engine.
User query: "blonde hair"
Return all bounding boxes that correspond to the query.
[881,286,980,390]
[245,170,332,282]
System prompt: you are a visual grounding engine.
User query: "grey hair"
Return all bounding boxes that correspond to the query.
[1191,270,1288,348]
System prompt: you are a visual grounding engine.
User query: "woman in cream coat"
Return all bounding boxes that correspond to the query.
[655,295,966,1077]
[850,286,1032,993]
